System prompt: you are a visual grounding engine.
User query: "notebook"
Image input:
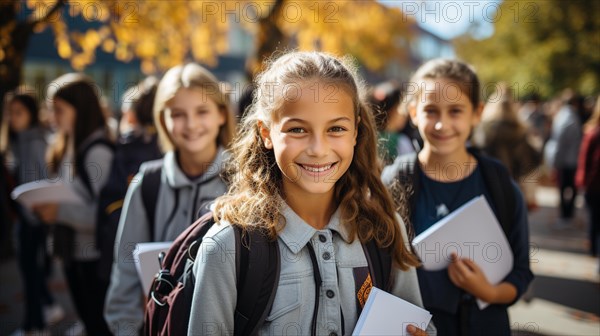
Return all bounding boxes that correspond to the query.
[412,195,514,309]
[352,287,432,335]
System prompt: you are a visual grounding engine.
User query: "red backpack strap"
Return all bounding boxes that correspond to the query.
[167,212,216,276]
[143,212,216,336]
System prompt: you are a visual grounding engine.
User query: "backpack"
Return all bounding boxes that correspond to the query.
[53,136,114,264]
[96,134,161,282]
[75,136,116,200]
[392,148,516,239]
[143,212,393,336]
[139,163,163,242]
[139,161,221,242]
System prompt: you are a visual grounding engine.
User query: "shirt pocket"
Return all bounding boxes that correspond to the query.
[265,278,302,322]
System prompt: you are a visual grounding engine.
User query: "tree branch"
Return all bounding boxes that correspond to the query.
[29,0,66,28]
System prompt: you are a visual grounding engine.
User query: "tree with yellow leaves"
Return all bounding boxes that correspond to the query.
[1,0,413,117]
[454,0,600,98]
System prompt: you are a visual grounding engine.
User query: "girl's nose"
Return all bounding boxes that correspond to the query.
[434,113,449,131]
[187,113,200,129]
[307,134,328,157]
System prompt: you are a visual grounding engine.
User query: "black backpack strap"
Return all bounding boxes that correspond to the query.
[364,240,392,291]
[233,227,280,336]
[76,137,115,199]
[470,149,516,237]
[141,163,163,241]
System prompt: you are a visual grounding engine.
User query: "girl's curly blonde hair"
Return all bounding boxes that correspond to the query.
[215,51,418,270]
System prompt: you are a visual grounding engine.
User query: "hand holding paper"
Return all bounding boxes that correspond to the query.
[32,203,59,224]
[352,287,432,336]
[448,254,494,302]
[412,196,514,309]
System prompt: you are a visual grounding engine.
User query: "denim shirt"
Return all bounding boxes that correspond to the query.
[188,204,436,336]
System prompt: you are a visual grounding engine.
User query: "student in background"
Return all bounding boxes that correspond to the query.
[382,59,533,335]
[473,84,542,210]
[370,80,417,164]
[96,77,162,293]
[544,90,583,223]
[576,96,600,257]
[187,51,434,336]
[104,63,235,335]
[2,93,65,333]
[32,74,114,335]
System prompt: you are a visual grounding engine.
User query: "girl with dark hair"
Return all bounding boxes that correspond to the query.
[32,73,113,335]
[3,93,64,333]
[383,59,533,334]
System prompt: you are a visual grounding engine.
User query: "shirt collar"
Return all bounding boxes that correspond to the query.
[278,203,351,254]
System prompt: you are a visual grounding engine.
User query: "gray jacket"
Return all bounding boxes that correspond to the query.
[5,127,49,226]
[105,148,228,335]
[188,204,436,336]
[544,105,582,169]
[55,130,114,261]
[5,126,48,184]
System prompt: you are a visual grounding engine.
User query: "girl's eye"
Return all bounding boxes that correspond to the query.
[329,126,347,132]
[171,112,184,118]
[286,127,306,134]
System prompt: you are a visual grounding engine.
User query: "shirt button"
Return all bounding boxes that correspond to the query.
[326,290,335,298]
[322,252,331,260]
[319,234,327,243]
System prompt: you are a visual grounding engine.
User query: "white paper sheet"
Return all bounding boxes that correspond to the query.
[134,242,173,296]
[412,195,514,309]
[11,180,83,208]
[352,287,432,335]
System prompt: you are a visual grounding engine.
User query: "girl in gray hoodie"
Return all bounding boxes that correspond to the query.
[104,63,236,335]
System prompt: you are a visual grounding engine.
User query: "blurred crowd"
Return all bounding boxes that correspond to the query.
[1,65,599,335]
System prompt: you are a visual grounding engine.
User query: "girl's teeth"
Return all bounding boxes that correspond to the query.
[302,164,332,172]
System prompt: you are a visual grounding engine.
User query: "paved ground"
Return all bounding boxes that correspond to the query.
[1,186,599,336]
[508,186,599,336]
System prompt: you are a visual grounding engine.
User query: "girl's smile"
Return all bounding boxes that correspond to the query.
[296,161,339,178]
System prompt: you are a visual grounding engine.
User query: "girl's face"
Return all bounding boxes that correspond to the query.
[53,98,77,134]
[261,82,357,198]
[163,88,225,156]
[8,100,32,132]
[409,78,482,158]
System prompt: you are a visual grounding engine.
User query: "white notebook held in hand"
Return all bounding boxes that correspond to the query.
[11,180,83,208]
[412,195,513,309]
[352,287,432,336]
